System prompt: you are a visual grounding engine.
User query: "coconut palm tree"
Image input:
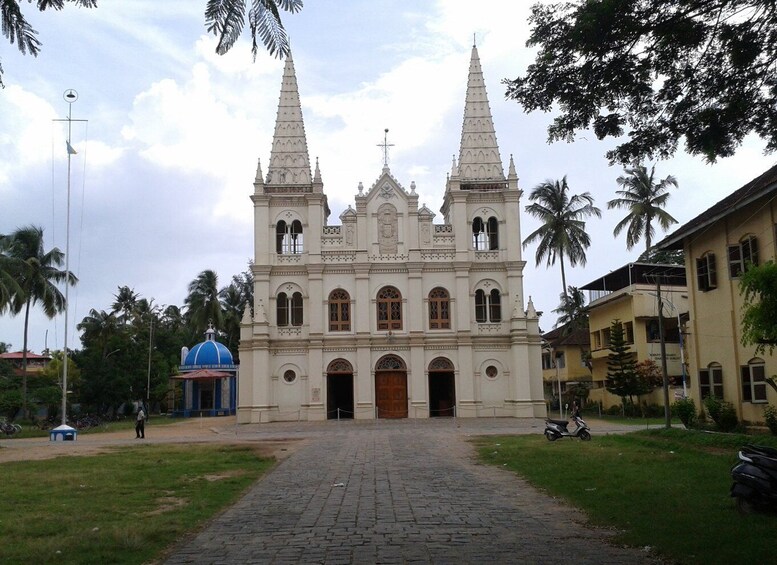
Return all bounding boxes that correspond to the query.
[1,226,77,417]
[0,236,23,313]
[111,286,139,324]
[552,286,589,334]
[77,309,119,358]
[185,270,223,335]
[608,164,679,254]
[523,176,601,302]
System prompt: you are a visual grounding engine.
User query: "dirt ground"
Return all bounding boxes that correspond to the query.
[0,416,303,464]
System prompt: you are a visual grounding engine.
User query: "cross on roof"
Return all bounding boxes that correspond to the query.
[377,128,395,167]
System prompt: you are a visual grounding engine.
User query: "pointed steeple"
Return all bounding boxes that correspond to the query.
[457,44,505,184]
[266,53,312,189]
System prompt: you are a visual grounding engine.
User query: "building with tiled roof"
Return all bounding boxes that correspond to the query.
[657,163,777,424]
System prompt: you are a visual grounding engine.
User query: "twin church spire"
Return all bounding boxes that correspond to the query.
[261,44,510,193]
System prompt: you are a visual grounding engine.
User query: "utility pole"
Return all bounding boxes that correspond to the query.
[656,277,671,429]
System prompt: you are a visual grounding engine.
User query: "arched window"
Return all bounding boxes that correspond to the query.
[276,219,304,254]
[728,234,758,277]
[377,286,402,330]
[489,289,501,322]
[473,216,499,251]
[699,362,723,399]
[475,287,501,323]
[487,217,499,250]
[277,291,303,327]
[741,358,767,403]
[428,287,450,329]
[277,292,289,326]
[329,289,351,331]
[472,217,486,250]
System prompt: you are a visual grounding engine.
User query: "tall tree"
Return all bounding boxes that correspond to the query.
[185,270,223,335]
[605,319,640,407]
[552,286,589,333]
[1,226,77,417]
[506,1,777,164]
[77,309,119,359]
[523,176,601,302]
[1,1,302,87]
[111,286,139,324]
[608,164,679,255]
[0,236,23,312]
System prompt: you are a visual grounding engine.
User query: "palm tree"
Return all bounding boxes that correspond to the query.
[220,282,245,355]
[552,286,589,333]
[608,164,679,254]
[185,270,223,335]
[77,309,119,358]
[111,286,139,324]
[2,1,301,87]
[523,176,601,302]
[0,236,23,313]
[205,0,303,59]
[2,226,77,417]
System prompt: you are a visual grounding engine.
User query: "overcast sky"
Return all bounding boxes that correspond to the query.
[1,1,774,354]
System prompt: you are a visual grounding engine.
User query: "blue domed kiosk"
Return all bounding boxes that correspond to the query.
[171,324,237,417]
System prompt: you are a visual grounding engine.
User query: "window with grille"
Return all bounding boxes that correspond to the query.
[328,289,351,331]
[428,288,450,329]
[377,287,402,330]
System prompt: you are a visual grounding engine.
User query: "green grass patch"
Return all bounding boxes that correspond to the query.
[0,443,273,564]
[476,429,777,564]
[8,417,190,439]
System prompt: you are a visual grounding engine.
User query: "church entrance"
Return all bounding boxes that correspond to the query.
[326,359,354,420]
[375,355,408,419]
[428,357,456,417]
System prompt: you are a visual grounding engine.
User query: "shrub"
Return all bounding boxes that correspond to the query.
[703,395,739,432]
[764,405,777,436]
[672,397,697,429]
[605,404,622,416]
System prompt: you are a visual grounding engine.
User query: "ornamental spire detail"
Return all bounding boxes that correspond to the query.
[457,44,505,183]
[266,53,312,189]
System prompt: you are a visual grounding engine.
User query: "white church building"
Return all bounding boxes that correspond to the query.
[238,45,546,422]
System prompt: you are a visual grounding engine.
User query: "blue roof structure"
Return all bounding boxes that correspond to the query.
[180,325,237,371]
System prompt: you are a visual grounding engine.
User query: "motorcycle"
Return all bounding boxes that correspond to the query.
[730,444,777,514]
[544,415,591,441]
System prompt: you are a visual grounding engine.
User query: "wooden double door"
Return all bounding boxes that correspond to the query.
[375,371,408,418]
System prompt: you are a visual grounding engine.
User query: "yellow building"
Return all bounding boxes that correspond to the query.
[581,263,689,410]
[657,164,777,424]
[541,324,592,414]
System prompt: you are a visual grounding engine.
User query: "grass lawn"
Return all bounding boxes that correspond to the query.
[476,429,777,565]
[0,443,273,564]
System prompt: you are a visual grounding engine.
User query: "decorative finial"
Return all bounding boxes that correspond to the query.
[410,181,416,195]
[358,181,364,195]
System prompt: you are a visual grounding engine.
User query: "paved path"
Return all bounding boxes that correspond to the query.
[164,418,658,564]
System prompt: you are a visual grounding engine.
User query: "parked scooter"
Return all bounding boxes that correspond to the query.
[544,415,591,441]
[730,444,777,514]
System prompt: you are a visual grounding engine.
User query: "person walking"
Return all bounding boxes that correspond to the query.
[135,405,146,439]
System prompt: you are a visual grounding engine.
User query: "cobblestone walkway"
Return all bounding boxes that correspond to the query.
[164,419,657,564]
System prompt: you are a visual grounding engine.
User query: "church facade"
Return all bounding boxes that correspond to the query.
[238,46,546,422]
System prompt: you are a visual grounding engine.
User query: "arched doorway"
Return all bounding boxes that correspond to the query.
[375,355,408,419]
[326,359,354,420]
[428,357,456,417]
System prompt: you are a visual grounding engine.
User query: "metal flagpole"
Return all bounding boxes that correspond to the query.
[50,90,86,441]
